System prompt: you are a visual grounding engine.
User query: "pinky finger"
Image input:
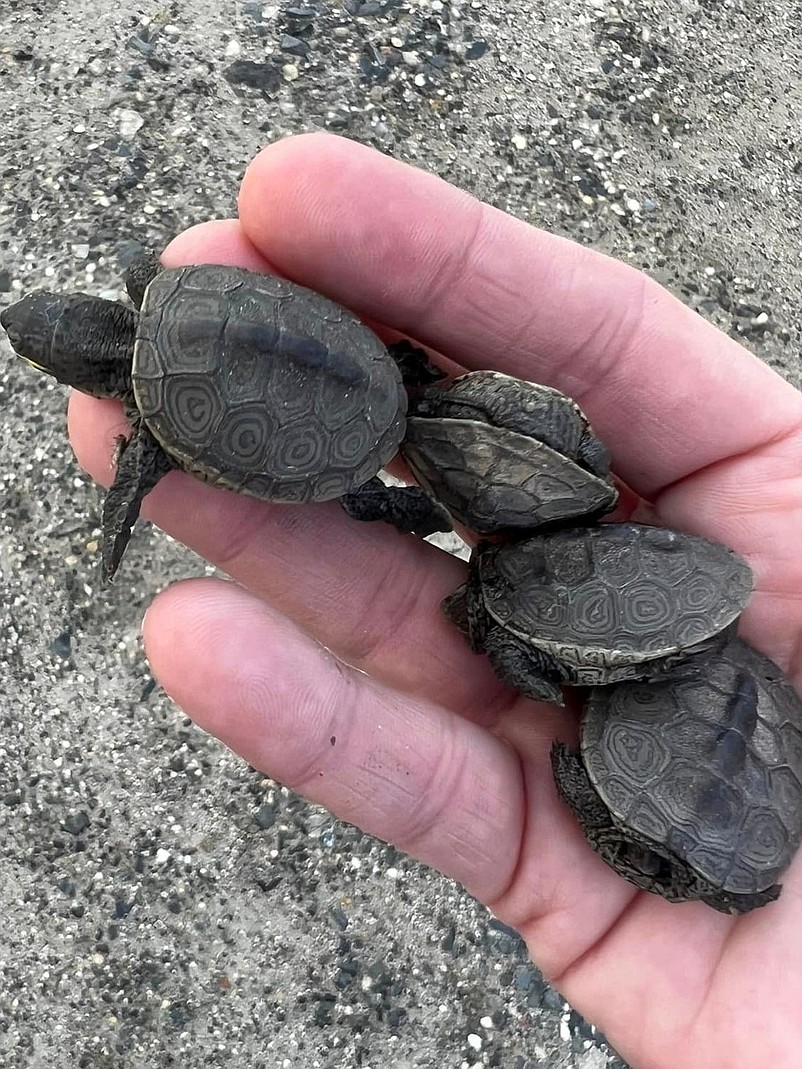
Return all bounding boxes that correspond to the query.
[143,577,524,905]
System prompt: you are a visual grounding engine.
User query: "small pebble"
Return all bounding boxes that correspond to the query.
[50,631,72,660]
[577,1049,609,1069]
[280,34,310,57]
[465,40,489,60]
[63,811,90,835]
[254,804,276,830]
[117,109,144,138]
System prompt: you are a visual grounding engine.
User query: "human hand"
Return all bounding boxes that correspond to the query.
[67,133,802,1069]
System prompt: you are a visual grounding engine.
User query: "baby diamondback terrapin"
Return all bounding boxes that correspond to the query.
[400,370,618,533]
[551,639,802,913]
[1,256,450,580]
[443,522,753,704]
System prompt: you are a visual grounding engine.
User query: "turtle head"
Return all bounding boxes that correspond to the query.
[1,291,136,399]
[1,292,68,374]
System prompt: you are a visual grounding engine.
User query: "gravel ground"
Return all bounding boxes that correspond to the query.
[1,2,800,1067]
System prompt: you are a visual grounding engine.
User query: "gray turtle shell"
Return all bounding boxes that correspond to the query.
[478,523,753,681]
[401,371,618,533]
[132,265,407,503]
[402,419,617,533]
[581,639,802,894]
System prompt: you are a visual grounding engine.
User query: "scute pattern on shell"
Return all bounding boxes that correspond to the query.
[401,417,618,533]
[414,370,608,472]
[133,265,407,503]
[479,524,753,671]
[582,640,802,894]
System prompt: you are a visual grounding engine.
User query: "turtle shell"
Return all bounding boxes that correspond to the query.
[401,371,617,533]
[581,639,802,895]
[401,418,618,533]
[132,265,407,503]
[410,371,609,469]
[477,523,753,682]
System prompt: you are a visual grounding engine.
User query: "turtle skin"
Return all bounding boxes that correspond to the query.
[443,523,754,702]
[551,639,802,912]
[133,264,408,504]
[401,371,618,533]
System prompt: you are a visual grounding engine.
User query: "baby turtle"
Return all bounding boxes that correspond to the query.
[443,522,753,704]
[1,257,450,579]
[552,639,802,913]
[400,370,618,533]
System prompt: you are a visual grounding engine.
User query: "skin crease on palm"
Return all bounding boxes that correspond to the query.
[63,133,802,1069]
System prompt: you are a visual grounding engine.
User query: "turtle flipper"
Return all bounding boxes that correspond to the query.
[482,625,566,706]
[124,249,162,310]
[441,558,490,651]
[386,340,446,387]
[101,425,174,581]
[340,476,452,538]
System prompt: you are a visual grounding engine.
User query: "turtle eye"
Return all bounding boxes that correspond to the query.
[0,293,62,370]
[4,324,22,350]
[1,319,30,361]
[1,308,21,351]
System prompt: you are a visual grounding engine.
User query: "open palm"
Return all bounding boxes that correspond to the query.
[68,134,802,1069]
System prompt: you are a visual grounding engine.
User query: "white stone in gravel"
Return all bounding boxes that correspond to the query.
[116,108,144,138]
[577,1048,608,1069]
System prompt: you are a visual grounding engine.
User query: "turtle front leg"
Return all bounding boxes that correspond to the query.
[482,625,567,706]
[339,476,452,538]
[441,562,491,650]
[551,743,612,829]
[102,424,175,581]
[124,249,162,310]
[386,340,446,387]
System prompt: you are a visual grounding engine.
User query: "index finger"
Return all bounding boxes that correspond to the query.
[236,133,802,499]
